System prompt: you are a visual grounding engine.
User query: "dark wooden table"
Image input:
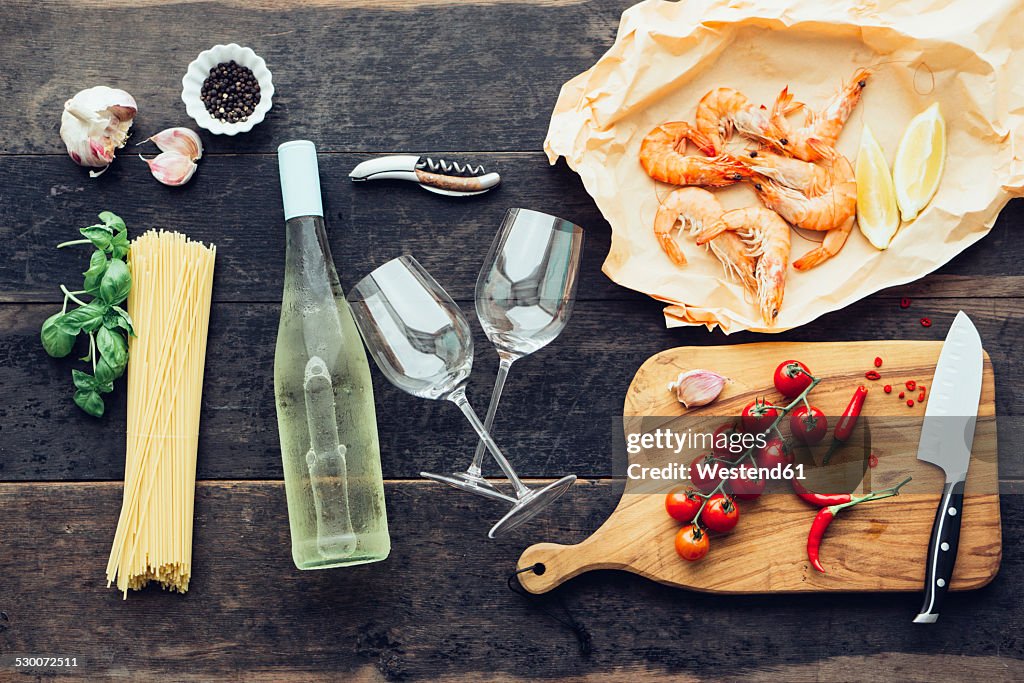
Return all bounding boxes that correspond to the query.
[1,1,1022,680]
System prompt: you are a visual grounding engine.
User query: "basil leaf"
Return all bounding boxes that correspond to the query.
[40,313,76,358]
[73,389,105,418]
[96,326,128,370]
[60,301,106,335]
[99,259,131,305]
[71,368,97,391]
[83,250,108,295]
[95,356,124,384]
[99,211,126,231]
[80,227,112,251]
[110,231,130,261]
[112,305,136,336]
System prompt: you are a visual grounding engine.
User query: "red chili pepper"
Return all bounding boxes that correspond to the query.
[900,297,911,309]
[918,385,926,392]
[883,385,892,393]
[907,399,915,407]
[807,508,834,572]
[920,318,932,327]
[898,391,905,399]
[823,386,869,464]
[864,370,881,381]
[873,357,883,368]
[918,390,926,403]
[806,477,912,573]
[834,386,868,442]
[906,380,916,391]
[792,478,853,507]
[868,453,879,468]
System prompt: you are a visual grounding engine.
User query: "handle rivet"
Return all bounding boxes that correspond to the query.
[940,542,950,551]
[947,507,958,516]
[937,578,946,587]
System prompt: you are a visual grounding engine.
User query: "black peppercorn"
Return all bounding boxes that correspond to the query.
[201,60,261,123]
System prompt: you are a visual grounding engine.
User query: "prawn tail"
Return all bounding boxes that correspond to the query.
[807,137,836,160]
[657,232,688,267]
[694,219,729,246]
[792,247,831,271]
[772,86,804,118]
[687,127,718,156]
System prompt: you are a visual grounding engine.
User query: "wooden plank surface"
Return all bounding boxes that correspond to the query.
[1,0,1023,680]
[1,155,1022,304]
[1,481,1022,681]
[2,297,1023,482]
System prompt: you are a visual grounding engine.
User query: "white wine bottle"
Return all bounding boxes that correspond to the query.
[274,140,390,569]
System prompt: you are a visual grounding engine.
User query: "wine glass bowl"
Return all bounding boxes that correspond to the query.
[476,208,584,357]
[348,255,474,400]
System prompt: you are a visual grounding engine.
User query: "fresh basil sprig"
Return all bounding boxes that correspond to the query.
[41,211,134,418]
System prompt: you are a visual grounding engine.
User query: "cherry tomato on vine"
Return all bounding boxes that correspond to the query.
[701,493,740,532]
[774,360,813,398]
[674,524,710,561]
[742,398,778,434]
[665,486,703,523]
[712,421,739,460]
[689,453,723,493]
[728,466,766,500]
[756,437,793,469]
[790,405,828,445]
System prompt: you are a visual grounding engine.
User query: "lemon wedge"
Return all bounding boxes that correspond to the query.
[892,103,946,222]
[856,125,900,249]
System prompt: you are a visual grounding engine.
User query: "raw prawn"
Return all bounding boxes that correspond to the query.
[695,88,801,155]
[639,122,751,187]
[695,207,791,325]
[754,68,871,162]
[653,187,757,293]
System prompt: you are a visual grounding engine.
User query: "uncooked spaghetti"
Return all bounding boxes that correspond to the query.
[106,230,216,597]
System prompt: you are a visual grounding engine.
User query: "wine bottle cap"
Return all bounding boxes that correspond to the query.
[278,140,323,220]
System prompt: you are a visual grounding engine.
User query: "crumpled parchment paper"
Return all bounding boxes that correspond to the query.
[545,0,1024,333]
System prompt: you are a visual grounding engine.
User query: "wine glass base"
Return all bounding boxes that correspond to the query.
[420,470,516,503]
[488,475,577,539]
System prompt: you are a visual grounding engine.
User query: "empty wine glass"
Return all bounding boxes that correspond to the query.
[421,209,584,529]
[347,255,576,538]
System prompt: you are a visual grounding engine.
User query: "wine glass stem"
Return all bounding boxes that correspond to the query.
[449,387,532,498]
[467,356,515,479]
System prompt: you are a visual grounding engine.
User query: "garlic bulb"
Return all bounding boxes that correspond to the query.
[142,127,202,161]
[667,370,727,408]
[60,86,137,177]
[140,151,197,186]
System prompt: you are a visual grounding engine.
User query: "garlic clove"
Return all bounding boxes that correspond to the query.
[60,86,137,176]
[140,151,198,186]
[667,370,728,409]
[142,127,203,161]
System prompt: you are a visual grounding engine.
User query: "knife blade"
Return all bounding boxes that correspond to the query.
[913,311,984,624]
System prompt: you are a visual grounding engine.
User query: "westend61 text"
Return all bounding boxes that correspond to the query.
[627,461,806,482]
[625,427,768,456]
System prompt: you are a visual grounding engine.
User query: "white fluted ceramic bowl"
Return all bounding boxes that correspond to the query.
[181,44,274,135]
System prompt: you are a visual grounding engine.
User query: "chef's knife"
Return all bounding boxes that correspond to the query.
[349,155,501,197]
[913,311,984,624]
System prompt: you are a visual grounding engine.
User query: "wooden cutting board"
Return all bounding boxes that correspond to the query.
[518,341,1001,594]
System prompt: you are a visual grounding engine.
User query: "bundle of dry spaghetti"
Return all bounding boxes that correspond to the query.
[106,230,216,597]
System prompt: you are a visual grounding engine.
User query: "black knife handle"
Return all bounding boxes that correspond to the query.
[914,478,966,623]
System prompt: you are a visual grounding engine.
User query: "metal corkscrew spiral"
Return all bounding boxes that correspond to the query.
[416,157,488,177]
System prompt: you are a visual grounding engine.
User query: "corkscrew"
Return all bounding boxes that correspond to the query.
[349,155,501,197]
